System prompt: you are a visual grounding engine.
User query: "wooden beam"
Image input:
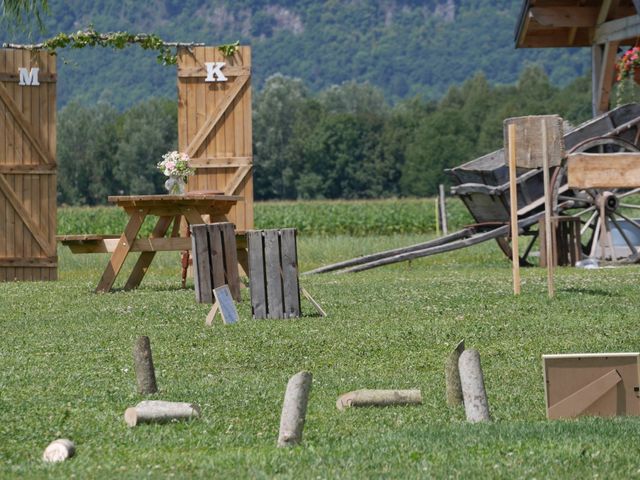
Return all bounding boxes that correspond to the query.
[634,0,640,15]
[0,164,56,174]
[519,33,591,48]
[518,10,532,45]
[567,152,640,188]
[592,45,603,117]
[597,0,614,25]
[224,165,252,195]
[177,65,251,78]
[597,41,620,114]
[0,72,57,83]
[594,14,640,44]
[190,156,252,168]
[529,7,598,28]
[0,256,56,267]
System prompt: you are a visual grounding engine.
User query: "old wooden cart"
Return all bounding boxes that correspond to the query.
[308,104,640,274]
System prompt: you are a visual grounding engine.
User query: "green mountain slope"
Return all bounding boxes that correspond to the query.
[2,0,591,109]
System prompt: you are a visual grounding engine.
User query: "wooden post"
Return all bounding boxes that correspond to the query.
[42,439,75,463]
[434,198,440,236]
[508,124,521,295]
[133,336,158,395]
[505,115,564,295]
[459,349,491,422]
[277,371,312,447]
[542,123,555,298]
[445,340,465,406]
[124,400,200,427]
[439,184,448,235]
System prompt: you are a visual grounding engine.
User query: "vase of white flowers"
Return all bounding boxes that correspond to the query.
[157,151,194,195]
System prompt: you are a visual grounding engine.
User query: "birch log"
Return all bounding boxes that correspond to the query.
[277,371,312,447]
[445,340,465,406]
[133,336,158,395]
[336,389,422,411]
[124,400,200,427]
[458,349,491,422]
[42,439,75,463]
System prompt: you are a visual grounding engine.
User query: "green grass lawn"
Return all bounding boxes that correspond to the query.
[2,234,640,478]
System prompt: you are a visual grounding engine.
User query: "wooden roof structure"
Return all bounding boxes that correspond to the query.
[515,0,640,114]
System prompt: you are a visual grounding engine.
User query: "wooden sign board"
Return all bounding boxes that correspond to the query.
[213,285,239,325]
[567,153,640,188]
[543,353,640,419]
[503,115,564,168]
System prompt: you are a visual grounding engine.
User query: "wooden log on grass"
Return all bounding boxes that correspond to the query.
[133,336,158,395]
[336,389,422,410]
[42,439,75,463]
[278,371,313,447]
[445,340,465,406]
[458,349,491,422]
[124,400,200,427]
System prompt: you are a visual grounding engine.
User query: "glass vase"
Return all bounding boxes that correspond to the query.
[165,176,186,195]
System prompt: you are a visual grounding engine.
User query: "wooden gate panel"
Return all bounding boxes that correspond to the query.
[0,48,56,282]
[177,46,253,231]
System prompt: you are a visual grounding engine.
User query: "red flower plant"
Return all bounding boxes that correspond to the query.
[616,46,640,81]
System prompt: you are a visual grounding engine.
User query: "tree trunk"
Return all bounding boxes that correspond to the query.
[336,389,422,411]
[124,400,200,427]
[277,371,312,447]
[133,336,158,395]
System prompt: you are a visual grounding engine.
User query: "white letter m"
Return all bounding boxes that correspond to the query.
[18,67,40,86]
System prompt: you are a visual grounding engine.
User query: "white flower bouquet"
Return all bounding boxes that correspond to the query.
[157,151,195,194]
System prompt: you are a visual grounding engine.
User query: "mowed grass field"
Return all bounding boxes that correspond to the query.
[3,199,640,478]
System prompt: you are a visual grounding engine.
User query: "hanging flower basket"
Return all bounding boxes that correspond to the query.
[616,46,640,84]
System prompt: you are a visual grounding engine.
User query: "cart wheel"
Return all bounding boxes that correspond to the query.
[495,234,538,267]
[552,136,640,264]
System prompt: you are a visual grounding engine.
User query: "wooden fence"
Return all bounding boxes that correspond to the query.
[0,48,57,282]
[177,45,253,231]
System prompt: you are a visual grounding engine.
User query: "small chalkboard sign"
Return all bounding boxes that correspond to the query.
[213,285,239,325]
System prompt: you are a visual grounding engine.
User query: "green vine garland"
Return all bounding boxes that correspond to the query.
[4,27,240,65]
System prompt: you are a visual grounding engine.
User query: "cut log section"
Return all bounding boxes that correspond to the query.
[445,340,465,406]
[277,371,313,447]
[124,400,201,427]
[133,336,158,395]
[42,439,75,463]
[336,389,422,411]
[458,349,491,422]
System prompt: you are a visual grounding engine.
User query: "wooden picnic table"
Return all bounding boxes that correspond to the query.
[61,193,242,293]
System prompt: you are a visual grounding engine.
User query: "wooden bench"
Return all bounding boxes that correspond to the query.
[58,233,249,291]
[57,234,123,254]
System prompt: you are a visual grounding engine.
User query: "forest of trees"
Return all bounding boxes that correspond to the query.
[2,0,590,109]
[57,66,592,205]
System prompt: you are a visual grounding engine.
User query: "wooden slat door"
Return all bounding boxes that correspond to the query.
[177,46,253,231]
[0,49,57,282]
